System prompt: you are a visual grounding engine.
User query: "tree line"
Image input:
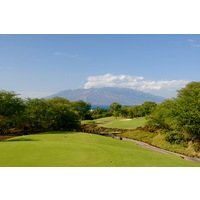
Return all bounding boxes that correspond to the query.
[86,101,157,120]
[109,101,157,119]
[0,90,161,135]
[147,82,200,148]
[0,91,91,135]
[1,82,200,146]
[0,89,159,135]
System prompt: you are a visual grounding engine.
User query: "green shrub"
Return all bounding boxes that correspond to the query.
[193,141,200,152]
[164,131,187,145]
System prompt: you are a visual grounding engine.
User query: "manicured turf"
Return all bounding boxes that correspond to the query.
[82,117,146,129]
[0,132,199,167]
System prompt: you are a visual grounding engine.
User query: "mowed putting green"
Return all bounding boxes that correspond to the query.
[0,132,200,167]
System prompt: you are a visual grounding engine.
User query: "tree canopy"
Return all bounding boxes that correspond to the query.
[0,91,91,135]
[147,82,200,142]
[110,102,122,118]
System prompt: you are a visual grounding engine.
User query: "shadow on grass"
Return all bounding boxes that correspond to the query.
[3,131,78,142]
[5,138,38,142]
[42,131,78,135]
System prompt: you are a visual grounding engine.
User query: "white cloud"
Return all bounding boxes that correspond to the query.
[84,73,189,98]
[188,39,194,43]
[187,39,200,48]
[84,74,144,89]
[138,80,189,91]
[54,52,79,58]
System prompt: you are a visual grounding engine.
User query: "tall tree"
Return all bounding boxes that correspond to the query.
[146,99,177,130]
[24,98,48,130]
[147,82,200,142]
[110,102,122,118]
[71,100,91,120]
[139,101,157,116]
[0,90,25,134]
[0,90,25,117]
[46,98,80,131]
[175,82,200,140]
[128,105,141,118]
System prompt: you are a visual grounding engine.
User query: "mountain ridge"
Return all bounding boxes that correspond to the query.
[46,87,165,105]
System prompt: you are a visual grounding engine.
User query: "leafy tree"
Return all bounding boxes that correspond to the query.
[91,107,112,119]
[92,106,102,119]
[24,97,80,131]
[0,91,81,134]
[0,90,25,134]
[120,106,129,118]
[71,100,91,120]
[147,82,200,142]
[175,82,200,140]
[126,105,139,118]
[0,90,25,117]
[110,102,122,118]
[146,99,178,130]
[139,101,157,116]
[46,98,80,131]
[24,98,48,130]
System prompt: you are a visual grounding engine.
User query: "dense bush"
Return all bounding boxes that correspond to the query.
[147,82,200,143]
[0,90,92,135]
[164,131,188,145]
[90,107,112,119]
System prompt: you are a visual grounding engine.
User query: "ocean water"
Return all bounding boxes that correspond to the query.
[90,104,110,110]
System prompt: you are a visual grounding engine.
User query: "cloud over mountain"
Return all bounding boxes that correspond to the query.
[84,74,189,98]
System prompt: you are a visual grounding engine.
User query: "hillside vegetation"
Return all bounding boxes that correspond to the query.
[81,115,200,158]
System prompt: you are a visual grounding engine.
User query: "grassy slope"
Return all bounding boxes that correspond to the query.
[0,132,199,167]
[83,117,200,157]
[82,117,146,129]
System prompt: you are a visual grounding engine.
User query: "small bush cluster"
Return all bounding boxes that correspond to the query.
[164,131,188,145]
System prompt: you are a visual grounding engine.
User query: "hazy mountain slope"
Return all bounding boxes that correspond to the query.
[46,87,165,105]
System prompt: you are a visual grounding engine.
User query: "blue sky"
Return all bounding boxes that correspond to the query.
[1,34,200,98]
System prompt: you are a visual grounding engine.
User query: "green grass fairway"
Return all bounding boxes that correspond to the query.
[82,117,146,129]
[0,132,199,167]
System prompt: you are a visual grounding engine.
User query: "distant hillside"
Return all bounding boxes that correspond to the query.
[46,87,165,105]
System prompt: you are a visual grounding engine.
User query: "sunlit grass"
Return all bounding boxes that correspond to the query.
[82,117,146,129]
[0,132,199,167]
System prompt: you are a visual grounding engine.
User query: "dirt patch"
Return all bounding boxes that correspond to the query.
[120,119,132,121]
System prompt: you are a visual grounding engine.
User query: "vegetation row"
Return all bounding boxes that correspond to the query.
[0,90,157,135]
[1,82,200,157]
